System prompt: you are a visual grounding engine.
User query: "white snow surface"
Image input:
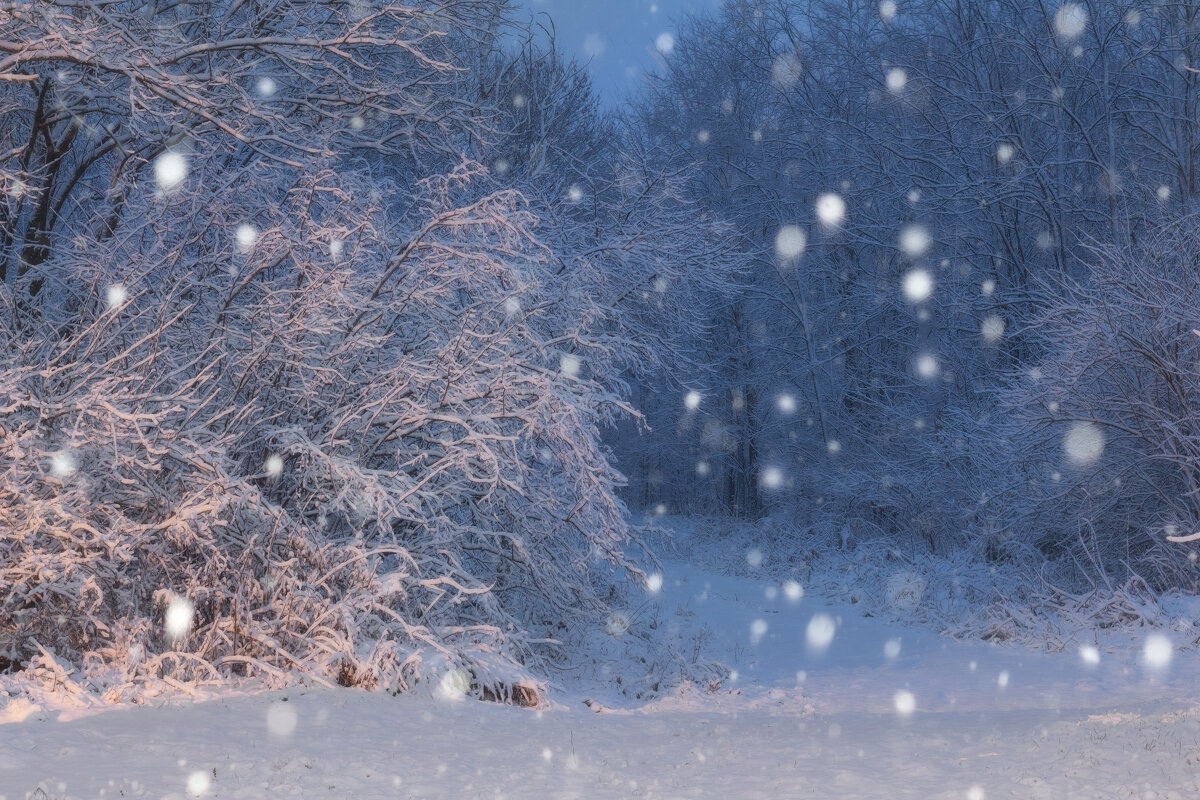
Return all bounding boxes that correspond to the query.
[3,520,1199,798]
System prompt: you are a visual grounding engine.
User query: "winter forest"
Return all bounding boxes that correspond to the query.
[2,0,1200,796]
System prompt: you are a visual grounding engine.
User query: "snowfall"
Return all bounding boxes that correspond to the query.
[2,519,1197,800]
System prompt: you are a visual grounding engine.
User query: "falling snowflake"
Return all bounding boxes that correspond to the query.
[760,467,784,489]
[806,613,836,652]
[264,454,283,479]
[685,391,702,410]
[235,223,258,253]
[266,700,299,734]
[775,225,807,261]
[567,184,584,203]
[981,315,1005,343]
[50,451,76,478]
[885,68,908,94]
[186,770,211,797]
[783,580,804,601]
[771,54,803,87]
[815,193,846,228]
[902,268,934,302]
[605,613,630,636]
[1063,422,1104,465]
[996,143,1015,164]
[164,595,193,642]
[103,284,127,310]
[655,32,675,55]
[777,394,797,413]
[256,77,277,98]
[879,0,897,22]
[893,689,915,715]
[647,573,663,592]
[1054,3,1088,40]
[884,638,902,659]
[915,354,939,380]
[1080,645,1100,665]
[154,151,187,193]
[583,33,606,57]
[899,226,931,257]
[560,354,581,378]
[1143,634,1172,669]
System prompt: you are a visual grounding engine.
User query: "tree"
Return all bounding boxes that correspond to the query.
[0,0,723,700]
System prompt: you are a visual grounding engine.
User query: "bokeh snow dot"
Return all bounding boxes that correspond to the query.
[685,390,702,410]
[893,690,915,715]
[806,613,836,652]
[1080,645,1100,665]
[235,223,258,253]
[154,151,187,192]
[165,595,193,641]
[746,548,764,567]
[106,284,128,309]
[1143,634,1172,669]
[886,68,907,94]
[783,580,804,601]
[655,32,675,55]
[967,787,986,800]
[879,0,897,22]
[760,466,784,489]
[266,701,298,735]
[899,226,931,258]
[560,354,581,378]
[884,638,902,659]
[264,454,283,479]
[981,315,1005,343]
[815,193,846,227]
[1063,422,1104,465]
[1054,3,1088,40]
[50,451,76,478]
[775,225,807,261]
[903,269,934,302]
[915,354,939,380]
[647,573,663,593]
[186,770,211,797]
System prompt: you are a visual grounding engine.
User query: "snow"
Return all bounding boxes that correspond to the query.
[902,267,933,301]
[1064,422,1105,465]
[4,518,1198,798]
[1054,4,1088,40]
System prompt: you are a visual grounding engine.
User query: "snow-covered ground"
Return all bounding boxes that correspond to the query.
[3,525,1199,799]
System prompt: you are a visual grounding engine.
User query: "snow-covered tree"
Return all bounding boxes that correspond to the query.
[0,0,725,699]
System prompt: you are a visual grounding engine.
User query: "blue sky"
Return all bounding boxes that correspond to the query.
[514,0,723,105]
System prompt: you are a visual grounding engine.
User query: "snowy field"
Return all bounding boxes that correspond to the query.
[4,525,1198,800]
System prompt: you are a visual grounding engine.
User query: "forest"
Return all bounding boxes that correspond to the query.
[2,1,1199,797]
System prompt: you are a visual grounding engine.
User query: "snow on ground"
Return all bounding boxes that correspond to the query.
[3,519,1199,799]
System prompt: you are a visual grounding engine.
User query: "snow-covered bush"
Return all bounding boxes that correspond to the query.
[999,219,1200,591]
[0,0,729,700]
